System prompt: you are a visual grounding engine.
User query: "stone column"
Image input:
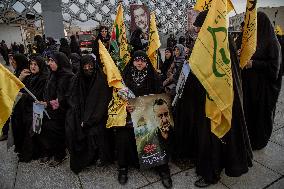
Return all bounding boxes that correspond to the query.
[40,0,64,41]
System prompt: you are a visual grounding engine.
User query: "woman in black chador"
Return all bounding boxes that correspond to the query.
[242,12,282,150]
[39,52,74,167]
[65,54,113,174]
[173,10,253,187]
[14,55,49,162]
[115,50,172,188]
[9,54,29,150]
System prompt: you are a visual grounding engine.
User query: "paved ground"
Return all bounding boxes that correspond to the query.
[0,56,284,189]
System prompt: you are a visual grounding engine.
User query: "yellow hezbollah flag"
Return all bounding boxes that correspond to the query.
[98,40,127,128]
[240,0,257,69]
[275,25,283,36]
[147,12,161,70]
[189,0,233,138]
[110,3,130,65]
[194,0,234,13]
[0,63,24,130]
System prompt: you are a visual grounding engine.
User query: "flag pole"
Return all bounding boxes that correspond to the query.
[23,87,50,119]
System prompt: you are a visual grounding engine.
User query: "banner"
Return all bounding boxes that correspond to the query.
[194,0,234,12]
[0,63,24,130]
[189,0,233,138]
[172,62,190,106]
[129,94,174,169]
[110,3,130,67]
[240,0,257,69]
[32,103,45,134]
[147,12,161,70]
[130,4,150,33]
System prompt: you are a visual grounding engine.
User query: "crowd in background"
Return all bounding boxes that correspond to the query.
[0,10,283,189]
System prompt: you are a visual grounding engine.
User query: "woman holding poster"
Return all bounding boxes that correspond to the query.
[114,50,173,188]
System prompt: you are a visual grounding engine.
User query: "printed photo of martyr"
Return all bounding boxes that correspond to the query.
[130,93,174,168]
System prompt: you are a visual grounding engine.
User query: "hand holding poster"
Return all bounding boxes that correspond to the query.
[129,94,174,169]
[32,102,45,134]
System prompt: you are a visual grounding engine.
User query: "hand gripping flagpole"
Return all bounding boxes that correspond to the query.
[23,87,51,119]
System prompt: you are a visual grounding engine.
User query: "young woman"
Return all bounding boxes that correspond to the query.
[115,50,173,188]
[14,55,49,162]
[39,52,74,167]
[65,54,113,174]
[160,48,174,82]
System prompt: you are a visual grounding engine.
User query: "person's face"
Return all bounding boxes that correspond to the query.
[174,47,181,57]
[101,28,108,38]
[195,26,201,33]
[83,63,94,76]
[9,56,16,69]
[154,104,171,133]
[133,58,147,71]
[134,7,148,31]
[48,58,58,71]
[165,50,172,59]
[30,60,40,74]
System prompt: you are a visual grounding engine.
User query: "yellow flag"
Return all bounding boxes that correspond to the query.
[275,25,283,36]
[0,63,25,130]
[147,12,161,70]
[110,3,130,65]
[98,40,127,128]
[194,0,234,13]
[189,0,233,138]
[240,0,257,69]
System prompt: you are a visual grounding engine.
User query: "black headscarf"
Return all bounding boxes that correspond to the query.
[13,53,29,77]
[161,48,174,79]
[251,11,281,81]
[59,38,71,58]
[123,50,162,96]
[22,55,49,103]
[70,53,81,74]
[44,51,74,105]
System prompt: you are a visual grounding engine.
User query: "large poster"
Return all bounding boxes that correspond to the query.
[187,8,199,39]
[129,93,174,169]
[130,4,150,34]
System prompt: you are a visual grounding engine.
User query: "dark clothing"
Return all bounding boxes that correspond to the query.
[70,53,81,74]
[65,55,113,173]
[242,12,282,150]
[12,56,49,162]
[70,36,81,55]
[59,39,71,58]
[116,50,169,173]
[174,36,253,183]
[130,29,147,55]
[0,43,9,65]
[41,52,74,160]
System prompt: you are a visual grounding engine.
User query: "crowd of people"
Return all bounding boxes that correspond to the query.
[0,10,283,189]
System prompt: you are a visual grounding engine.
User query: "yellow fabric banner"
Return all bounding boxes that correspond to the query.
[98,40,127,128]
[0,63,24,130]
[147,12,161,70]
[194,0,234,13]
[111,3,130,65]
[240,0,257,69]
[275,25,283,36]
[189,0,233,138]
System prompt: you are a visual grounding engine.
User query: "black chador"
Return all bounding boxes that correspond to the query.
[40,52,74,166]
[65,55,113,174]
[173,10,253,187]
[242,12,282,150]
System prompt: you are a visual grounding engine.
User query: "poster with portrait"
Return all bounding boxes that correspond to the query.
[32,102,45,134]
[130,4,150,34]
[129,93,174,169]
[187,8,199,39]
